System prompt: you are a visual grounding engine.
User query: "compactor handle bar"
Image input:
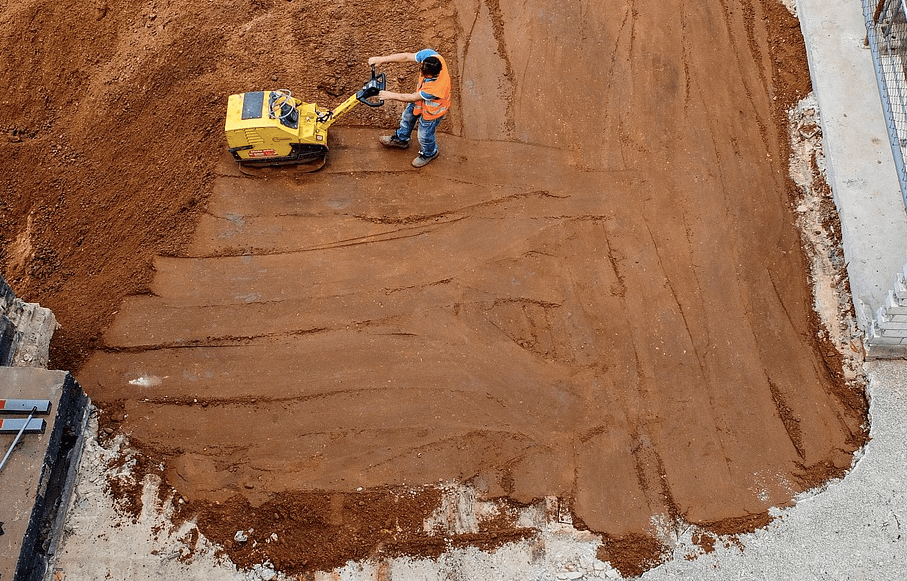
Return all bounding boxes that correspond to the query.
[316,65,388,129]
[356,65,386,107]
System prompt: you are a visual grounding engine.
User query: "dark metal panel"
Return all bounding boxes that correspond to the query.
[241,91,265,120]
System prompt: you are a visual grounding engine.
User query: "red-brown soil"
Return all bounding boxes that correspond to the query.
[1,0,868,577]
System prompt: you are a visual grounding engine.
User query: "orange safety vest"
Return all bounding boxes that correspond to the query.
[413,54,451,120]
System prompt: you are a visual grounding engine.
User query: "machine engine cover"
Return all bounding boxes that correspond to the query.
[225,91,329,166]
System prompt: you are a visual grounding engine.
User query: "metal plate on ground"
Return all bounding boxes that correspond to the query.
[0,417,46,434]
[0,399,52,414]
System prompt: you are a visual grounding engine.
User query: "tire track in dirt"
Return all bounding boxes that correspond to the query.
[717,0,773,153]
[481,0,516,136]
[456,0,515,140]
[640,211,711,383]
[617,4,647,163]
[679,0,694,113]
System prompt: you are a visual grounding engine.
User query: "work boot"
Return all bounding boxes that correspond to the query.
[412,150,439,168]
[379,135,410,149]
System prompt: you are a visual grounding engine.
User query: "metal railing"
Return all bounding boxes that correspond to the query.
[864,0,907,205]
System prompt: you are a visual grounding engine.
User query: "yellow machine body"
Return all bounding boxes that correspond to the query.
[223,78,377,171]
[224,91,331,167]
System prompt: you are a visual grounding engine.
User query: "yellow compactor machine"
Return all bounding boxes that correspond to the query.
[224,67,385,172]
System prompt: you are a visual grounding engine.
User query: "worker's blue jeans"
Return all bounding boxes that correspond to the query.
[395,102,443,157]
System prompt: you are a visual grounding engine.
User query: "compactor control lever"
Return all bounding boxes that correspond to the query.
[356,65,386,107]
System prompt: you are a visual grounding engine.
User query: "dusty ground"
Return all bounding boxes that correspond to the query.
[1,0,868,577]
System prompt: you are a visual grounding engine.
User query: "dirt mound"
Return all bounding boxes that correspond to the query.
[0,0,436,369]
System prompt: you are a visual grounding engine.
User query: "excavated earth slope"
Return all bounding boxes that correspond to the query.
[0,0,867,576]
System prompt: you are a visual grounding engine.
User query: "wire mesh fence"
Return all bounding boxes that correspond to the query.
[864,0,907,205]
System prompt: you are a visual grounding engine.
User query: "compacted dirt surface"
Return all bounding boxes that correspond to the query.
[1,0,868,577]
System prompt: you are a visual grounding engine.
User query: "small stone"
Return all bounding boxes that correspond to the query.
[271,75,279,82]
[234,530,248,544]
[104,428,114,434]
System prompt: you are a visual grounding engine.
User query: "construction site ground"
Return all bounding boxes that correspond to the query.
[2,0,903,579]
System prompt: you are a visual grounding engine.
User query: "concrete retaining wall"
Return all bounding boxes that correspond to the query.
[0,274,56,367]
[0,274,90,581]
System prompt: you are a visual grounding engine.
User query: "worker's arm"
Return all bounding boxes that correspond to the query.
[378,90,422,103]
[368,53,418,66]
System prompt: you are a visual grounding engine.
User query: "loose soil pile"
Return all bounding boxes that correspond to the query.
[0,0,415,369]
[1,0,868,577]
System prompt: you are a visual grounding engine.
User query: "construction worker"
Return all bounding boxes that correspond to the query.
[368,49,451,168]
